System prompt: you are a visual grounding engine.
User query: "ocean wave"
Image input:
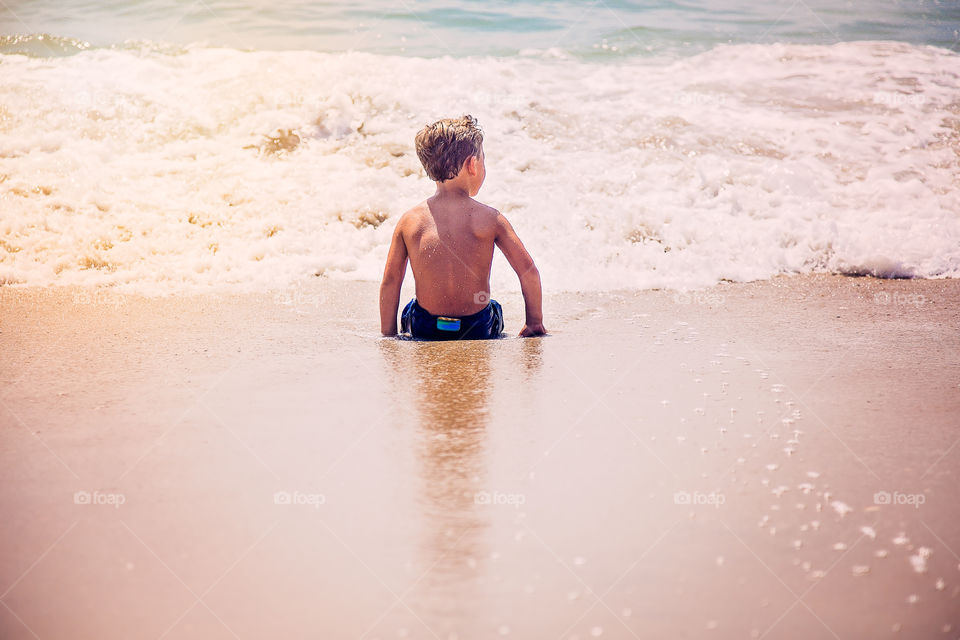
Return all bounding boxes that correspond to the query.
[1,40,958,293]
[0,33,94,57]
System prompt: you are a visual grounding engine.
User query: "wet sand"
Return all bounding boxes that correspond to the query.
[1,275,958,639]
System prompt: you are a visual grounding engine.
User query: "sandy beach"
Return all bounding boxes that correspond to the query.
[4,0,959,637]
[1,274,958,639]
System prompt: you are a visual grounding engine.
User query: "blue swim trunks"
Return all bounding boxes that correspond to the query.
[400,298,504,340]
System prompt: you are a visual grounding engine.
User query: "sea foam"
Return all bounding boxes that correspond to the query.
[1,41,957,293]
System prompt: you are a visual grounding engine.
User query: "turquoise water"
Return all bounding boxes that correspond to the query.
[2,0,959,57]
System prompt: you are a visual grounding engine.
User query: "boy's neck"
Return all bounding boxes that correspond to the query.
[434,178,472,199]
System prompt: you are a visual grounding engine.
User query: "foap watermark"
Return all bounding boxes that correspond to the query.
[473,290,491,305]
[261,89,307,110]
[74,490,126,509]
[274,287,324,309]
[873,291,926,307]
[673,290,726,305]
[68,89,137,115]
[872,92,926,107]
[874,490,925,509]
[273,490,325,509]
[72,289,125,307]
[674,91,728,108]
[674,490,725,509]
[472,90,530,113]
[474,490,526,508]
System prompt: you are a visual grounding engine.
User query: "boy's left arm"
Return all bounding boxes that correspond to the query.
[379,219,409,336]
[494,212,546,337]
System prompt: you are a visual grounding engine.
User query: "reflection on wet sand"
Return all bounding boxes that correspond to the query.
[413,340,495,569]
[519,334,544,377]
[378,339,494,630]
[377,337,544,632]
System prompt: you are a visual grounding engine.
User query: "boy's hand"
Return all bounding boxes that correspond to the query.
[519,322,547,337]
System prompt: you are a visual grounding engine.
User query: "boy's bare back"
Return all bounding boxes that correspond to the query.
[398,195,497,317]
[379,115,545,338]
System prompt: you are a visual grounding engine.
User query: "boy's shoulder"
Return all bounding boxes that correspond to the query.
[457,197,502,222]
[399,200,431,218]
[395,201,431,231]
[470,199,500,218]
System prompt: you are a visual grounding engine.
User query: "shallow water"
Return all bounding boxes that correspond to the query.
[3,0,959,56]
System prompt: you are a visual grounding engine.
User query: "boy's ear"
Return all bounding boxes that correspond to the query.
[464,155,479,176]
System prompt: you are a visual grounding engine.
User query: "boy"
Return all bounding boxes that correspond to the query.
[379,115,546,340]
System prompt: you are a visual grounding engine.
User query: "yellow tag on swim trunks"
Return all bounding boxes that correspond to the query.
[436,317,461,331]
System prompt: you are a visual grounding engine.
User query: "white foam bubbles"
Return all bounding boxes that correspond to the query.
[2,41,958,293]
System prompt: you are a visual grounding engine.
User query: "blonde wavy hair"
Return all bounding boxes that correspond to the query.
[414,115,484,182]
